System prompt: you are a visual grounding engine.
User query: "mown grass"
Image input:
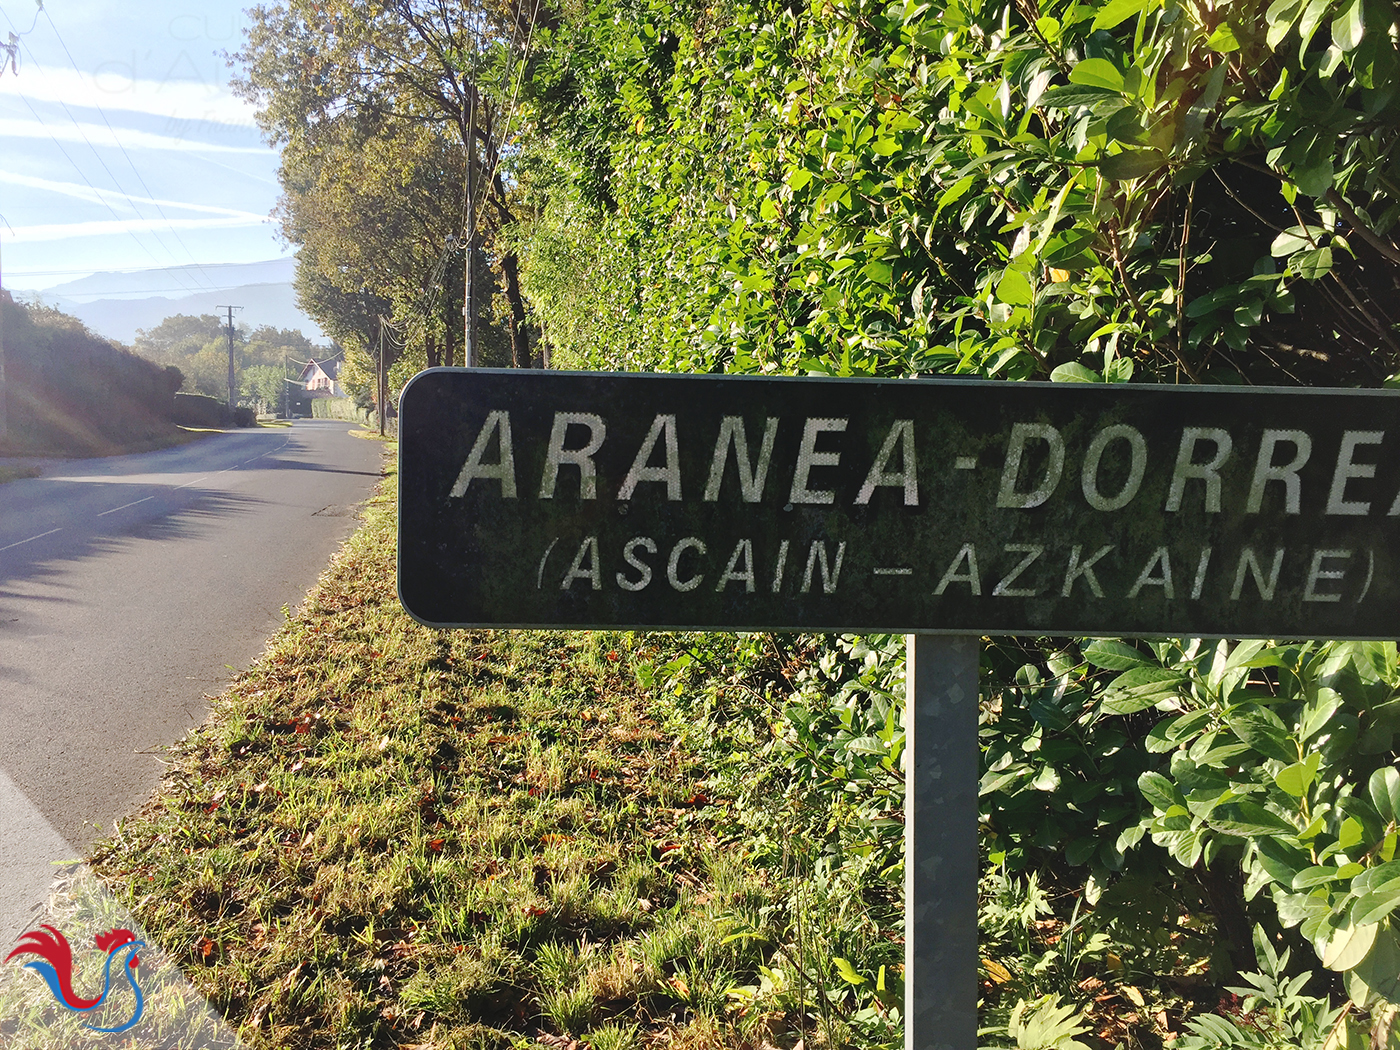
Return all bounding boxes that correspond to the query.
[90,451,825,1049]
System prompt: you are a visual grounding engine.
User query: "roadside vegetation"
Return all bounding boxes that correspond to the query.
[89,0,1400,1044]
[93,455,905,1049]
[0,293,194,457]
[132,314,336,417]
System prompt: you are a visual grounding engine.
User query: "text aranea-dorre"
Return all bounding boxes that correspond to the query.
[397,370,1400,639]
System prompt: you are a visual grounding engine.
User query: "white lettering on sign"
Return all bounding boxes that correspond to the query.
[539,413,607,499]
[1304,549,1352,602]
[1247,429,1311,513]
[561,536,602,590]
[616,537,658,591]
[771,540,791,593]
[789,418,848,505]
[1231,548,1285,601]
[801,541,846,594]
[1081,424,1147,511]
[1127,547,1173,599]
[618,414,682,501]
[935,545,981,596]
[996,423,1064,509]
[1166,427,1231,512]
[1326,431,1384,515]
[667,537,707,592]
[993,544,1043,597]
[1191,548,1212,600]
[856,420,919,505]
[704,417,779,502]
[450,410,517,498]
[716,539,757,592]
[1062,545,1113,597]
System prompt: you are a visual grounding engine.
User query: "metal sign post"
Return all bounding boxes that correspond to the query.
[397,367,1400,1050]
[906,634,980,1050]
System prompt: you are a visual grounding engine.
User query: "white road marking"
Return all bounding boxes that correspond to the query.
[0,528,62,553]
[97,496,155,517]
[873,567,913,576]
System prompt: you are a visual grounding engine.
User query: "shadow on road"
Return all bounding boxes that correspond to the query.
[0,486,266,595]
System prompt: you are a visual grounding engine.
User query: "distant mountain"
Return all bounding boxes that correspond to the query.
[15,260,329,346]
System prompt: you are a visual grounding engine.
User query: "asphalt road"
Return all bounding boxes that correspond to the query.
[0,421,384,859]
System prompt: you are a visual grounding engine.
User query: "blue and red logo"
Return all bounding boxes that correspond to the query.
[6,924,146,1033]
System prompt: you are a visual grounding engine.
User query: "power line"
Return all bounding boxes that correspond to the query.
[0,27,202,290]
[0,15,205,295]
[38,5,222,293]
[0,5,221,295]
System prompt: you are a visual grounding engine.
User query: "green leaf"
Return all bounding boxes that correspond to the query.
[1038,84,1119,108]
[995,269,1034,307]
[1091,0,1160,31]
[1257,836,1312,883]
[1209,802,1298,837]
[832,956,868,985]
[1348,924,1400,1003]
[1207,22,1242,51]
[1271,225,1326,256]
[1227,711,1296,763]
[1332,0,1365,51]
[1099,148,1167,181]
[1275,753,1322,797]
[1277,891,1332,928]
[786,168,813,192]
[1139,770,1185,812]
[1050,361,1101,383]
[1292,247,1333,279]
[1354,860,1400,897]
[1351,878,1400,926]
[1083,639,1153,669]
[1369,767,1400,822]
[1322,921,1379,971]
[1292,155,1335,198]
[1068,58,1125,92]
[1292,864,1344,888]
[1103,667,1187,713]
[1266,0,1307,46]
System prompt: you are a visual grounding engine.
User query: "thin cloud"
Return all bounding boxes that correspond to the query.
[0,65,257,128]
[0,169,266,219]
[3,216,270,243]
[0,116,270,154]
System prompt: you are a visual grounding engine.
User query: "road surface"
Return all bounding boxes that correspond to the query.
[0,421,384,946]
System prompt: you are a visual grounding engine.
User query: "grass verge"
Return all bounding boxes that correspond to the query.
[89,451,844,1049]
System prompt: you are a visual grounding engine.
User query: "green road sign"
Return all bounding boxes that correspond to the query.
[399,368,1400,639]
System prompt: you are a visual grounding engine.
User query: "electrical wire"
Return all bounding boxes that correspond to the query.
[0,5,205,288]
[39,5,224,293]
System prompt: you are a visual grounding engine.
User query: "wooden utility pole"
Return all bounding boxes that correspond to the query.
[377,315,387,437]
[463,81,477,368]
[217,304,242,415]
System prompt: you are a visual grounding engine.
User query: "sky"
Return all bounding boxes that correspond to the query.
[0,0,286,293]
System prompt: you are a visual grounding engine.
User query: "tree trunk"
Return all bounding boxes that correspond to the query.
[500,250,531,368]
[444,319,457,368]
[425,331,441,370]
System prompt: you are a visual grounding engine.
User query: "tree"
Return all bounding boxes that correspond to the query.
[235,0,544,371]
[133,314,324,405]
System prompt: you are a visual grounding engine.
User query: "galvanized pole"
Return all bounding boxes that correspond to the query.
[905,634,980,1050]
